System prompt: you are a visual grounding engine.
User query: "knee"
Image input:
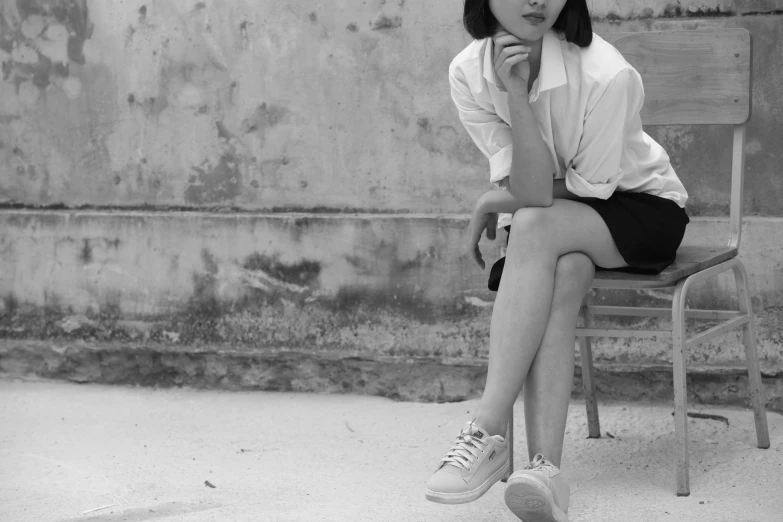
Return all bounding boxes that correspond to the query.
[508,208,553,248]
[553,252,595,302]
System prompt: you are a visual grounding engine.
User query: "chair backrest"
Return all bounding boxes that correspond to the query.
[601,29,751,126]
[601,29,752,248]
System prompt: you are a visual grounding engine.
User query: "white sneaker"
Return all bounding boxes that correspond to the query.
[504,453,570,521]
[424,419,510,504]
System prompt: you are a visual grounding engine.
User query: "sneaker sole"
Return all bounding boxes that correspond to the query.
[424,459,510,505]
[504,475,569,522]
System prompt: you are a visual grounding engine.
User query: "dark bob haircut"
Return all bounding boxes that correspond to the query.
[463,0,593,47]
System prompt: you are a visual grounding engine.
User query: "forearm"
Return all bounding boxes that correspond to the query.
[507,90,556,207]
[483,180,577,214]
[552,179,579,200]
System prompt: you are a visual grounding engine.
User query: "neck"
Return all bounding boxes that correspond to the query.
[525,37,543,70]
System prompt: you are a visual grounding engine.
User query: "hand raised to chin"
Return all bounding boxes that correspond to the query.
[492,30,531,93]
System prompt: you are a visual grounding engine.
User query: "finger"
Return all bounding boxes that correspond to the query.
[493,34,525,48]
[487,214,498,240]
[493,32,524,61]
[502,53,529,66]
[492,30,510,50]
[495,37,527,49]
[466,233,480,258]
[466,240,481,267]
[492,41,532,63]
[473,246,485,270]
[500,45,531,61]
[499,54,528,75]
[500,51,529,65]
[467,222,480,249]
[498,48,529,71]
[498,54,527,77]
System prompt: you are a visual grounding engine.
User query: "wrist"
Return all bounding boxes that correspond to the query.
[479,190,516,214]
[507,85,530,103]
[476,191,494,213]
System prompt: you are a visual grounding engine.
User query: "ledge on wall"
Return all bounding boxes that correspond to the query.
[1,339,781,413]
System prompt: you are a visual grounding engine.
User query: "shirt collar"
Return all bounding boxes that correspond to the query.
[482,29,567,100]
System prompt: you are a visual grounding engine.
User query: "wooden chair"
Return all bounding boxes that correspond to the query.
[499,28,770,496]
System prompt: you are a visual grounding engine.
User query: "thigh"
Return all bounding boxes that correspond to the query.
[510,199,628,269]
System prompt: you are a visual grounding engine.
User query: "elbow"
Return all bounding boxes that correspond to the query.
[539,196,554,208]
[526,196,554,208]
[515,194,554,208]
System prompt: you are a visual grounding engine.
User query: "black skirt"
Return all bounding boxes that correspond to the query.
[488,191,690,292]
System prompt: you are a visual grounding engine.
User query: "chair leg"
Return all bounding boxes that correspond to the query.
[502,408,514,482]
[579,302,601,438]
[732,261,771,449]
[672,279,690,496]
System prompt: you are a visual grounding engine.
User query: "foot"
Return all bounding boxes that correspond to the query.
[504,454,570,522]
[424,419,510,504]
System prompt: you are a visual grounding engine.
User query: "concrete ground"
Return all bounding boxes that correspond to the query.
[0,378,781,522]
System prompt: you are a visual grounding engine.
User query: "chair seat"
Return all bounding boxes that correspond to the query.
[592,245,738,289]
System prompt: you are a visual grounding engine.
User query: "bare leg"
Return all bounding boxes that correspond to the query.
[524,252,594,467]
[473,200,625,438]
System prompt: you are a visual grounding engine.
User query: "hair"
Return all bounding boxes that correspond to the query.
[462,0,593,47]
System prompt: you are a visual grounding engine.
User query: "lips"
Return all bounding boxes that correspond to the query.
[522,13,546,24]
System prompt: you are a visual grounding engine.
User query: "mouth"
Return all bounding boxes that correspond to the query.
[522,13,546,25]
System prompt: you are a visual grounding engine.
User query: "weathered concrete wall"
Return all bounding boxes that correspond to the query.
[1,0,783,216]
[1,0,782,404]
[0,0,480,212]
[1,211,781,371]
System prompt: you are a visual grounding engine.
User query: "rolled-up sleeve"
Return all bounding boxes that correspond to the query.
[565,68,643,199]
[449,63,513,188]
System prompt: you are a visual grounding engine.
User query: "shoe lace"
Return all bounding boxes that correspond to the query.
[525,453,558,473]
[440,427,488,471]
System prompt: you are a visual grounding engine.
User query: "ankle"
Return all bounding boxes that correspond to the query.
[472,416,508,438]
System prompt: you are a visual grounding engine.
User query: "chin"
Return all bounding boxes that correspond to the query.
[503,22,550,42]
[508,27,546,42]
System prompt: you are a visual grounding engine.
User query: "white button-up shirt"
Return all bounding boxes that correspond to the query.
[449,29,688,228]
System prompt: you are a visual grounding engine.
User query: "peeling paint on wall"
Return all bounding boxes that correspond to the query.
[184,122,243,204]
[587,0,783,20]
[1,1,782,215]
[1,212,781,368]
[16,0,94,63]
[240,102,289,145]
[244,253,321,285]
[0,0,93,104]
[370,13,402,30]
